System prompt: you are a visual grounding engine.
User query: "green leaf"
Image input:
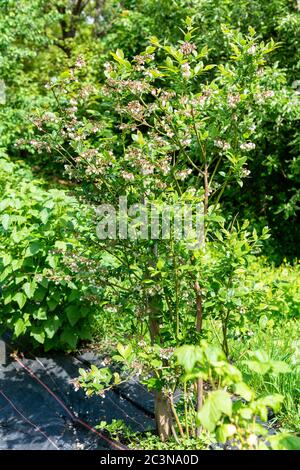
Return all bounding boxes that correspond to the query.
[47,254,57,269]
[40,208,50,224]
[115,48,124,59]
[248,26,256,37]
[259,315,268,329]
[204,344,226,363]
[30,329,45,344]
[38,277,49,289]
[68,290,80,302]
[113,372,121,385]
[15,274,27,285]
[34,285,47,302]
[175,345,203,373]
[0,266,11,282]
[197,390,232,432]
[156,258,165,270]
[269,434,300,450]
[44,316,61,339]
[1,213,10,230]
[244,350,290,375]
[117,343,133,360]
[257,394,284,413]
[185,16,193,27]
[270,360,291,374]
[249,350,269,362]
[1,253,12,267]
[255,403,268,422]
[216,424,237,444]
[197,398,220,432]
[47,297,59,311]
[244,360,270,375]
[13,292,27,309]
[23,281,37,299]
[239,407,253,420]
[79,368,87,378]
[110,49,131,68]
[54,241,68,251]
[234,382,254,401]
[14,318,26,337]
[12,259,23,271]
[33,307,47,320]
[150,36,160,46]
[212,390,232,417]
[0,199,11,212]
[60,329,78,349]
[78,324,92,341]
[131,130,145,146]
[25,241,42,257]
[66,304,82,326]
[203,64,216,71]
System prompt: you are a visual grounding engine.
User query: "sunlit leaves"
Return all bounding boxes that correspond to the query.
[0,157,95,350]
[244,350,291,374]
[196,390,232,432]
[175,345,204,373]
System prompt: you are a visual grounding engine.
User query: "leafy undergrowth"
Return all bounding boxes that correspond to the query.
[89,302,300,448]
[0,156,96,350]
[232,320,300,433]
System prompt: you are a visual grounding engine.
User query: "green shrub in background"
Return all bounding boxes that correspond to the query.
[202,249,300,355]
[0,156,95,350]
[101,1,300,76]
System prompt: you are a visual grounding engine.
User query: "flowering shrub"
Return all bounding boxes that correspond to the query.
[36,22,279,194]
[22,21,295,440]
[0,1,298,450]
[102,2,300,262]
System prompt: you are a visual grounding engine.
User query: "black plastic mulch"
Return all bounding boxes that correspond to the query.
[0,342,155,450]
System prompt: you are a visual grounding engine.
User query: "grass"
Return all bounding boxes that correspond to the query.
[231,319,300,433]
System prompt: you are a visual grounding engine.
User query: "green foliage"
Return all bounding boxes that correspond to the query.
[26,21,299,447]
[0,0,299,451]
[244,350,291,375]
[1,0,299,259]
[96,419,134,442]
[76,338,297,449]
[26,23,292,361]
[197,390,232,432]
[0,0,106,157]
[100,1,300,261]
[0,156,95,350]
[174,341,294,450]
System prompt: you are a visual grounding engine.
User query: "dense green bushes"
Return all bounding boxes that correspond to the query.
[0,156,95,350]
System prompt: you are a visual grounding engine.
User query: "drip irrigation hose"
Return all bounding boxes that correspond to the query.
[11,353,128,450]
[0,389,60,450]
